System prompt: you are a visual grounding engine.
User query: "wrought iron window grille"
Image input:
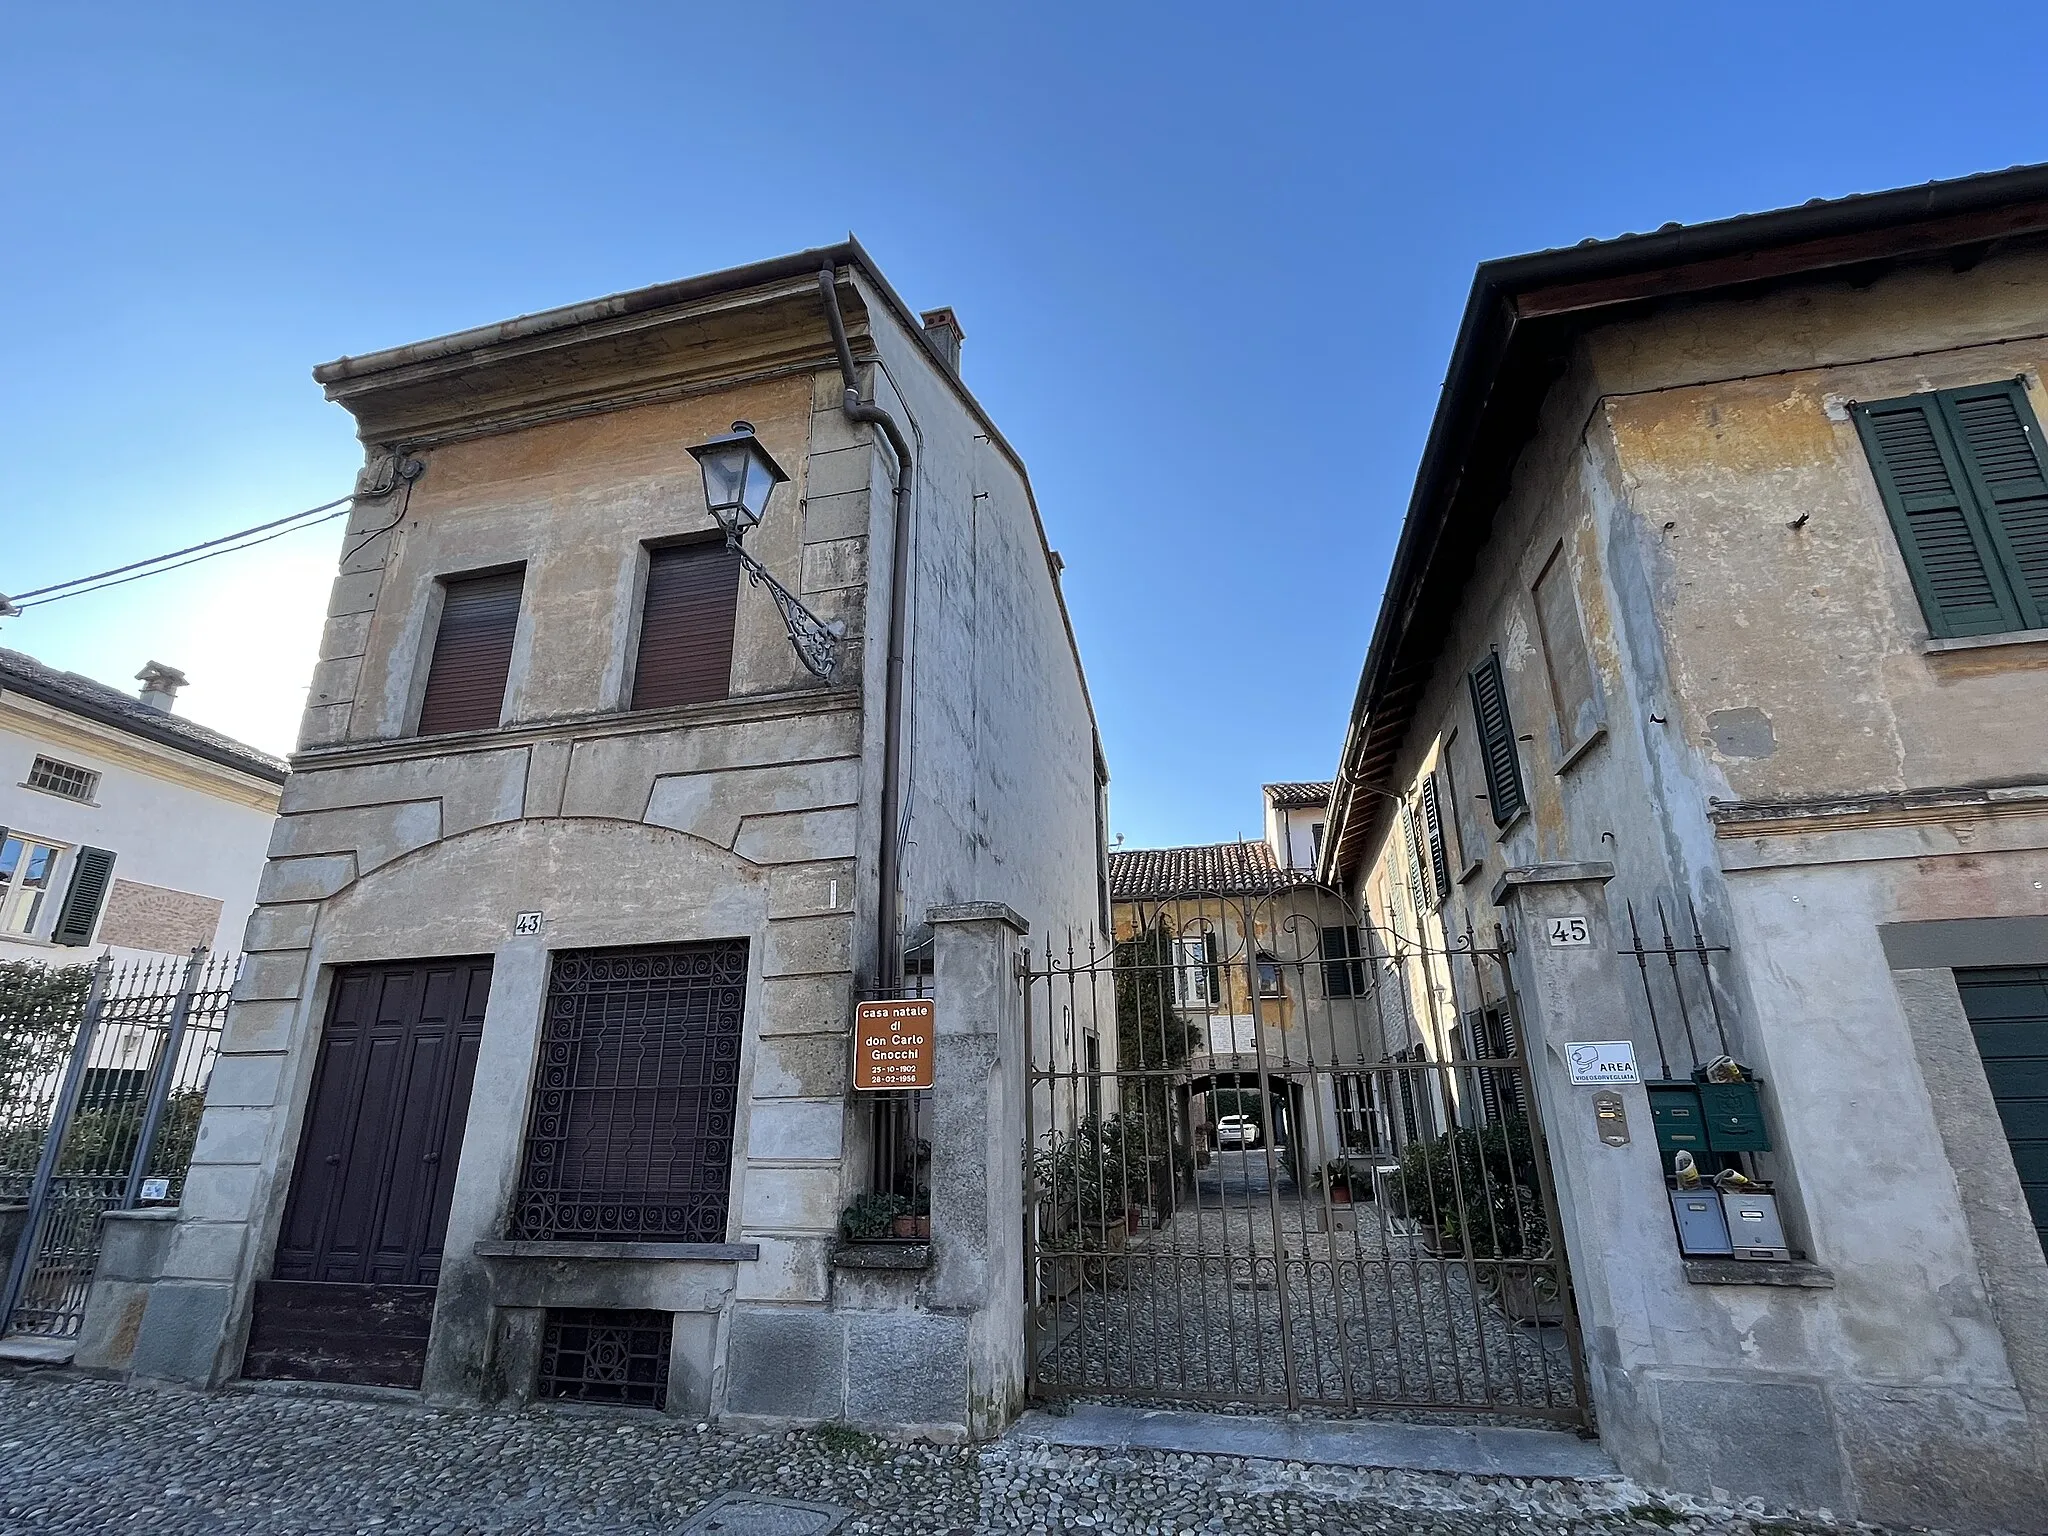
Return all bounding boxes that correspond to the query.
[511,942,746,1243]
[1620,898,1736,1080]
[538,1308,672,1409]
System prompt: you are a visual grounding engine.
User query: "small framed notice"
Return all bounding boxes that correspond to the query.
[139,1177,171,1202]
[854,999,937,1092]
[1565,1040,1640,1086]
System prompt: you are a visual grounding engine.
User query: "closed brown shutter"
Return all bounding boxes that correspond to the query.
[630,541,740,711]
[417,569,524,736]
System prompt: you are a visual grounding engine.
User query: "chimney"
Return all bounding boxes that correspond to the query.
[135,661,188,713]
[919,307,965,377]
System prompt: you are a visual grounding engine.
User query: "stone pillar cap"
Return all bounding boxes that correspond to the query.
[926,901,1029,933]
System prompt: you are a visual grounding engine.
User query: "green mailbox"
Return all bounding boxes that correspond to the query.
[1647,1084,1709,1155]
[1699,1079,1771,1152]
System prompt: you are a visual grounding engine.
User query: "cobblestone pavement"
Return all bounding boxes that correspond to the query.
[0,1367,1901,1536]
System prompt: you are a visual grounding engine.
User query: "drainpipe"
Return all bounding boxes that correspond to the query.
[818,263,916,992]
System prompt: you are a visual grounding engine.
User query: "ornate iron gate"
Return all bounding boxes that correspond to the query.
[2,949,236,1339]
[1023,888,1588,1424]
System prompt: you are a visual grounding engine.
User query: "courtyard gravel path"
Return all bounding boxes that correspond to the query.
[0,1366,1910,1536]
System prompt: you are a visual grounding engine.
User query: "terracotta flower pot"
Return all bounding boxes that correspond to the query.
[892,1214,917,1239]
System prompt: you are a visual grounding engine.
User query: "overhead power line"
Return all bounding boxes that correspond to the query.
[2,494,357,614]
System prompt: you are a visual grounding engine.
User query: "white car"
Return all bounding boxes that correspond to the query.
[1215,1114,1261,1150]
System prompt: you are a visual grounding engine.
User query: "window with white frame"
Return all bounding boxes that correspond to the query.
[0,835,63,937]
[26,756,98,803]
[1173,934,1216,1009]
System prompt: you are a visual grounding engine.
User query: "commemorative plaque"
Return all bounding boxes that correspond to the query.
[853,998,936,1092]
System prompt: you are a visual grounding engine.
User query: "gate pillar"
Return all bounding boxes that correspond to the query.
[1493,863,1740,1485]
[915,901,1029,1437]
[1497,863,1875,1508]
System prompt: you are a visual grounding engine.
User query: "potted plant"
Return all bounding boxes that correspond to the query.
[908,1187,931,1240]
[841,1191,906,1243]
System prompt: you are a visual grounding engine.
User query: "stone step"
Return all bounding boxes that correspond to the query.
[1007,1401,1617,1482]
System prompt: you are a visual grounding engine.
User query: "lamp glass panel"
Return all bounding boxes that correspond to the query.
[698,444,752,519]
[741,452,782,519]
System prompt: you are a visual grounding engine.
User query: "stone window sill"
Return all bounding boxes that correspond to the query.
[1682,1257,1834,1288]
[830,1241,931,1272]
[1921,627,2048,655]
[474,1240,760,1263]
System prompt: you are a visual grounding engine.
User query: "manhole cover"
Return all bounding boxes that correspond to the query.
[678,1492,849,1534]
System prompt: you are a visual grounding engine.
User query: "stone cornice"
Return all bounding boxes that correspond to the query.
[1709,781,2048,838]
[289,684,861,774]
[320,270,867,449]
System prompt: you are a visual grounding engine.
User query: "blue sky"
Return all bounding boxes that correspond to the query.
[4,5,2046,847]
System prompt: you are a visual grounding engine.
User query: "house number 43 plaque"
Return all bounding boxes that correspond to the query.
[854,999,936,1092]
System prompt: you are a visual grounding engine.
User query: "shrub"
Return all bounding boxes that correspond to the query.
[1397,1117,1549,1260]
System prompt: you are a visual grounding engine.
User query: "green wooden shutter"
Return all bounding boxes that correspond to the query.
[52,846,116,947]
[1468,653,1527,828]
[1941,380,2048,630]
[1420,773,1452,899]
[1400,803,1424,912]
[1852,393,2025,637]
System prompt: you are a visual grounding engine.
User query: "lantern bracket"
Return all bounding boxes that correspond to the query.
[730,536,841,681]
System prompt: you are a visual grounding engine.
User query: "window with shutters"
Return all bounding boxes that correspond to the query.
[51,845,116,947]
[25,756,99,803]
[1400,800,1432,913]
[629,540,741,710]
[1419,771,1453,904]
[1439,730,1483,879]
[416,568,525,736]
[1321,924,1367,998]
[1852,380,2048,638]
[1531,543,1604,759]
[1468,651,1528,829]
[0,834,63,937]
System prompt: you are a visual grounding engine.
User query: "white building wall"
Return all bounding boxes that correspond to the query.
[0,701,279,966]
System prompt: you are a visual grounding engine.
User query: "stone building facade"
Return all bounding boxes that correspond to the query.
[112,242,1105,1439]
[1320,166,2048,1527]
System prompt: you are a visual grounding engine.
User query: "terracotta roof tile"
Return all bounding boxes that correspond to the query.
[1109,840,1312,901]
[1263,781,1334,809]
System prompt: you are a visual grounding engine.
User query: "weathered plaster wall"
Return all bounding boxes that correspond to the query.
[1594,247,2048,806]
[854,282,1104,964]
[140,360,879,1400]
[1337,246,2048,1524]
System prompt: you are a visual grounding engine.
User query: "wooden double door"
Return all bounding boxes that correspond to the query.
[245,958,491,1387]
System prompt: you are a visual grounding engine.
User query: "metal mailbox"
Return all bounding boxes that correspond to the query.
[1721,1189,1790,1260]
[1699,1080,1771,1153]
[1648,1084,1710,1154]
[1670,1189,1733,1256]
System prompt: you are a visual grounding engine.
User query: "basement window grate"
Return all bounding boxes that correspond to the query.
[538,1308,671,1409]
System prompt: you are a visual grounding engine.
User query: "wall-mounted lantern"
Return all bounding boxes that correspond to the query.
[688,421,839,681]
